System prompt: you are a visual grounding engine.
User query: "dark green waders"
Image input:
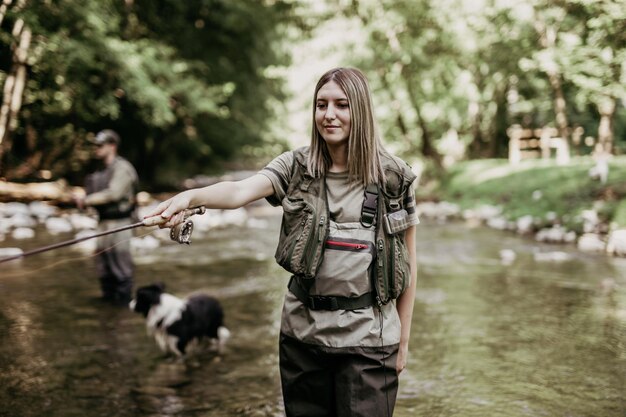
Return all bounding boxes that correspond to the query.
[279,334,399,417]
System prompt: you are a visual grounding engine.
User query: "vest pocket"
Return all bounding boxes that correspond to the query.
[391,237,410,298]
[275,198,321,277]
[313,235,374,297]
[375,235,410,304]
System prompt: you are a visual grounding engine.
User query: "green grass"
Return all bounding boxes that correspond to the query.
[431,156,626,228]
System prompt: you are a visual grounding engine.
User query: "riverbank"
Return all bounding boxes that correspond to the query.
[418,156,626,256]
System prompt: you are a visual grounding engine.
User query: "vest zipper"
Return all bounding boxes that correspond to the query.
[390,236,397,297]
[377,238,389,301]
[307,215,327,276]
[326,240,369,250]
[318,216,326,242]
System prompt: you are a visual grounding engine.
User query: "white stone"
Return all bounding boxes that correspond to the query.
[487,217,508,230]
[0,247,23,258]
[220,207,248,227]
[131,235,160,252]
[499,249,516,265]
[535,226,571,243]
[473,204,502,221]
[12,227,35,239]
[29,201,58,221]
[68,213,98,230]
[516,215,535,234]
[577,233,605,252]
[0,202,30,217]
[45,217,73,234]
[606,229,626,257]
[545,211,558,222]
[533,251,572,262]
[9,213,37,228]
[581,209,600,233]
[71,229,97,254]
[0,218,11,234]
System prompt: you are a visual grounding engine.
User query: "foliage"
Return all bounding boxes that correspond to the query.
[0,0,623,189]
[0,0,299,187]
[437,156,626,226]
[333,0,625,163]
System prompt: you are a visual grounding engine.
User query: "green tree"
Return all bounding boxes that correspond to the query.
[0,0,298,187]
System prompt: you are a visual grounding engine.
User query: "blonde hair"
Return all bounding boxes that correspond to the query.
[308,67,386,186]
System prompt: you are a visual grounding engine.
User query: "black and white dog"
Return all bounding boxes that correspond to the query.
[129,283,230,357]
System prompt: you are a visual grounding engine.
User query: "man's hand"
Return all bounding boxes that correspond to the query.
[73,194,86,210]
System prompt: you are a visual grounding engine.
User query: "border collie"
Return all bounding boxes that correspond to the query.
[129,283,230,357]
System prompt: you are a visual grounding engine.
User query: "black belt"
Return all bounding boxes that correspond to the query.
[288,276,375,311]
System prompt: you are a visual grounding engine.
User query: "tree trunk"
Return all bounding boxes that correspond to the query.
[488,84,509,158]
[0,0,13,26]
[0,15,31,175]
[534,17,571,163]
[350,0,443,168]
[597,97,615,154]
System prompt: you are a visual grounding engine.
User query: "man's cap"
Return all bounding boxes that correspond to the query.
[90,129,120,145]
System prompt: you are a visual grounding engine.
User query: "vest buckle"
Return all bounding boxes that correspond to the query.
[360,185,378,228]
[308,295,339,311]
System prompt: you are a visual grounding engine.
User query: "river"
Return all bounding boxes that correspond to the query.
[0,211,624,417]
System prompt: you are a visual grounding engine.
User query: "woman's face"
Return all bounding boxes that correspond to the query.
[315,80,351,148]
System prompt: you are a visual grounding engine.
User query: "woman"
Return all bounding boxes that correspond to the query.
[148,67,418,417]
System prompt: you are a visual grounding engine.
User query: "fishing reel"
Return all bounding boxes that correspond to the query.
[168,206,206,245]
[170,220,195,244]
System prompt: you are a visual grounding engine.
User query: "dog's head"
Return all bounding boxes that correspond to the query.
[129,283,165,317]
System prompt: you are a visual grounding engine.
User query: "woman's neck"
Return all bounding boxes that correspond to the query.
[327,144,348,173]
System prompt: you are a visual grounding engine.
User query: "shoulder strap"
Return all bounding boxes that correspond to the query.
[360,183,378,228]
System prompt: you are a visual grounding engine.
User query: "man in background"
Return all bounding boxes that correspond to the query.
[76,129,139,305]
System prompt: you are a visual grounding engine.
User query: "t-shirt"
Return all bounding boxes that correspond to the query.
[260,150,419,348]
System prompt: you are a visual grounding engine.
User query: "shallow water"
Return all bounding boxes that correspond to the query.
[0,213,624,416]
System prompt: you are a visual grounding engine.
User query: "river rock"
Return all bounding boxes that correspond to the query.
[577,233,605,252]
[72,230,97,254]
[0,201,30,217]
[533,251,573,262]
[0,247,23,258]
[606,229,626,257]
[10,212,37,228]
[0,218,11,233]
[68,213,98,230]
[535,225,576,243]
[12,227,35,239]
[499,249,516,265]
[29,201,58,221]
[486,217,509,230]
[463,204,502,222]
[131,235,160,252]
[45,217,73,234]
[581,209,600,233]
[516,215,535,234]
[417,201,460,221]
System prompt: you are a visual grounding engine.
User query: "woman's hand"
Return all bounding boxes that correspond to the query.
[144,192,192,228]
[396,342,408,374]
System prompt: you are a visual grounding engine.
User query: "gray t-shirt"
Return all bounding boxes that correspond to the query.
[260,150,418,348]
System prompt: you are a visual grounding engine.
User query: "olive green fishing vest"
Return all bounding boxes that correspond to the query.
[275,146,417,306]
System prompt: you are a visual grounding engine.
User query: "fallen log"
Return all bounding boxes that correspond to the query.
[0,179,82,204]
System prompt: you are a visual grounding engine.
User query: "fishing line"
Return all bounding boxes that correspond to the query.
[0,227,159,279]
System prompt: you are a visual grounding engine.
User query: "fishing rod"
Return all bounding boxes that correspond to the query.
[0,206,206,265]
